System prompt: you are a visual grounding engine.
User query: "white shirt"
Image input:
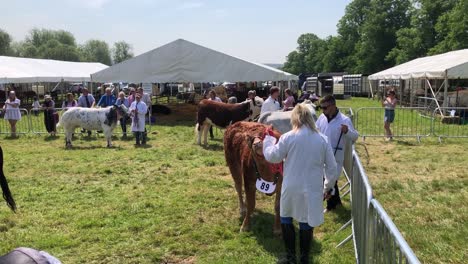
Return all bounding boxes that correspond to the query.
[260,96,280,114]
[129,100,148,132]
[316,111,358,172]
[263,127,338,227]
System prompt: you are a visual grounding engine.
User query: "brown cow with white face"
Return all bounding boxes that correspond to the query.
[224,121,283,234]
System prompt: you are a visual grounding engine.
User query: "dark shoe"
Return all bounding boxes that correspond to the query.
[299,229,313,264]
[281,224,296,264]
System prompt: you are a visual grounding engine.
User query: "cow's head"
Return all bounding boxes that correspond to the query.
[246,127,282,195]
[105,105,128,126]
[247,96,264,121]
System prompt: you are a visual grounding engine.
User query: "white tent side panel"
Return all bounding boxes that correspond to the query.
[369,49,468,80]
[0,56,108,83]
[91,39,297,83]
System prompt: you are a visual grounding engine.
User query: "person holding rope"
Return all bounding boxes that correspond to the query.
[262,104,338,264]
[129,93,148,146]
[316,95,359,212]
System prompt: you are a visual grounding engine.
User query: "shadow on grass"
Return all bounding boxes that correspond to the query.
[248,210,324,263]
[202,144,224,152]
[43,135,60,141]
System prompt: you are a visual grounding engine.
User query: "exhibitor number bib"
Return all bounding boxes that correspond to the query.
[255,178,276,194]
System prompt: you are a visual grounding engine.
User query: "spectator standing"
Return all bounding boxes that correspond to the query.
[283,89,295,110]
[261,86,281,114]
[208,90,223,139]
[61,93,77,110]
[32,96,40,116]
[382,90,397,141]
[42,95,56,136]
[3,91,21,137]
[96,88,116,107]
[116,92,130,137]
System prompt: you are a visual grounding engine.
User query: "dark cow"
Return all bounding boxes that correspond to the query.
[0,146,16,212]
[224,122,282,234]
[196,99,252,145]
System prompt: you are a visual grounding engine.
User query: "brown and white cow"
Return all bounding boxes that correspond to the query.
[224,121,283,234]
[196,99,252,145]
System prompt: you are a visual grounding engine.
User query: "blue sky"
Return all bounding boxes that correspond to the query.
[1,0,351,63]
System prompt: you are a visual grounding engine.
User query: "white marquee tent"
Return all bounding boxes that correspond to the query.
[91,39,297,83]
[369,49,468,108]
[369,49,468,80]
[0,56,108,83]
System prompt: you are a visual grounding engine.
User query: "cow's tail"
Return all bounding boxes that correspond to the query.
[0,147,16,212]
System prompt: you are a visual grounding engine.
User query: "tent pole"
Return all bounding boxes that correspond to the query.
[443,71,448,108]
[369,79,374,99]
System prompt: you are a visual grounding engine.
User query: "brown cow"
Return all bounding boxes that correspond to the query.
[196,99,252,145]
[224,121,283,234]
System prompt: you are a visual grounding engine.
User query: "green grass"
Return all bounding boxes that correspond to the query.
[0,104,355,263]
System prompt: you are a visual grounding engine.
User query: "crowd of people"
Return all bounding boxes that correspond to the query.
[1,87,153,145]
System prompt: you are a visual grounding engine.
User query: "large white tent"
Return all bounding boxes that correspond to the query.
[369,49,468,80]
[369,49,468,109]
[91,39,297,83]
[0,56,108,83]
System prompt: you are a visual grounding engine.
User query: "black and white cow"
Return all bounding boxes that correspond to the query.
[57,105,128,148]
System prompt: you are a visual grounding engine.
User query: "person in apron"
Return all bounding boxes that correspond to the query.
[129,93,148,146]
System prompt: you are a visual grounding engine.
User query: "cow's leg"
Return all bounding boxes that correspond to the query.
[202,123,210,146]
[240,172,256,232]
[196,123,202,145]
[231,166,246,218]
[65,129,73,148]
[104,128,112,147]
[273,185,282,236]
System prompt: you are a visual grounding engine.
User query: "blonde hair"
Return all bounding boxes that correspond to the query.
[119,91,125,97]
[291,104,319,132]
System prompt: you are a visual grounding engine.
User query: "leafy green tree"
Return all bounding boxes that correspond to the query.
[283,50,305,75]
[0,28,12,55]
[79,39,112,65]
[430,0,468,54]
[354,0,411,73]
[112,41,134,64]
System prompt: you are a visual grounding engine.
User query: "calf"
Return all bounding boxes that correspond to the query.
[0,146,16,212]
[224,122,282,234]
[57,105,128,148]
[196,99,252,145]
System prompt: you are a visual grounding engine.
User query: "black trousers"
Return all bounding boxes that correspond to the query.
[326,181,342,209]
[209,126,214,138]
[44,112,55,133]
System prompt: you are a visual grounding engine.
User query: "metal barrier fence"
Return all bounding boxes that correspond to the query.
[0,108,30,134]
[355,107,433,141]
[432,107,468,141]
[355,107,468,141]
[368,200,420,264]
[338,148,421,264]
[1,108,152,136]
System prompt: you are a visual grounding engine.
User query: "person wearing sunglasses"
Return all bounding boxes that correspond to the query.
[316,95,359,213]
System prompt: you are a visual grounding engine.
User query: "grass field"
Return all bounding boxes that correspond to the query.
[0,104,355,263]
[0,98,466,263]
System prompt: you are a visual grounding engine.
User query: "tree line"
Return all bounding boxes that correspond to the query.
[0,28,134,65]
[282,0,468,75]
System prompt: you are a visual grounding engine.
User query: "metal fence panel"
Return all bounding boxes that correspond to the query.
[368,200,421,264]
[29,108,65,134]
[432,107,468,139]
[350,149,374,263]
[355,107,433,139]
[0,108,30,134]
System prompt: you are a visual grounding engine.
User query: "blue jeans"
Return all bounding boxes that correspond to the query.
[281,217,313,230]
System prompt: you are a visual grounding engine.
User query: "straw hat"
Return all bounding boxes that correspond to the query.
[44,94,52,99]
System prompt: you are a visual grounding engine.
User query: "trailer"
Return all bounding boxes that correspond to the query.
[343,74,371,97]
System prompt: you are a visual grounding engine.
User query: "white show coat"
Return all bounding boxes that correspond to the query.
[129,100,148,132]
[316,111,358,175]
[263,127,338,227]
[260,96,280,114]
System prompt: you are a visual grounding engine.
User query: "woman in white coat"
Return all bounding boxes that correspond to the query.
[129,93,148,146]
[263,104,338,264]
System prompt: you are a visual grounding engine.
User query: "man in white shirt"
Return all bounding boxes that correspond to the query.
[129,93,148,146]
[260,86,281,114]
[137,87,152,141]
[316,95,359,212]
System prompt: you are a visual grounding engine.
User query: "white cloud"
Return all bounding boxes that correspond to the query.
[178,1,205,9]
[214,8,228,18]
